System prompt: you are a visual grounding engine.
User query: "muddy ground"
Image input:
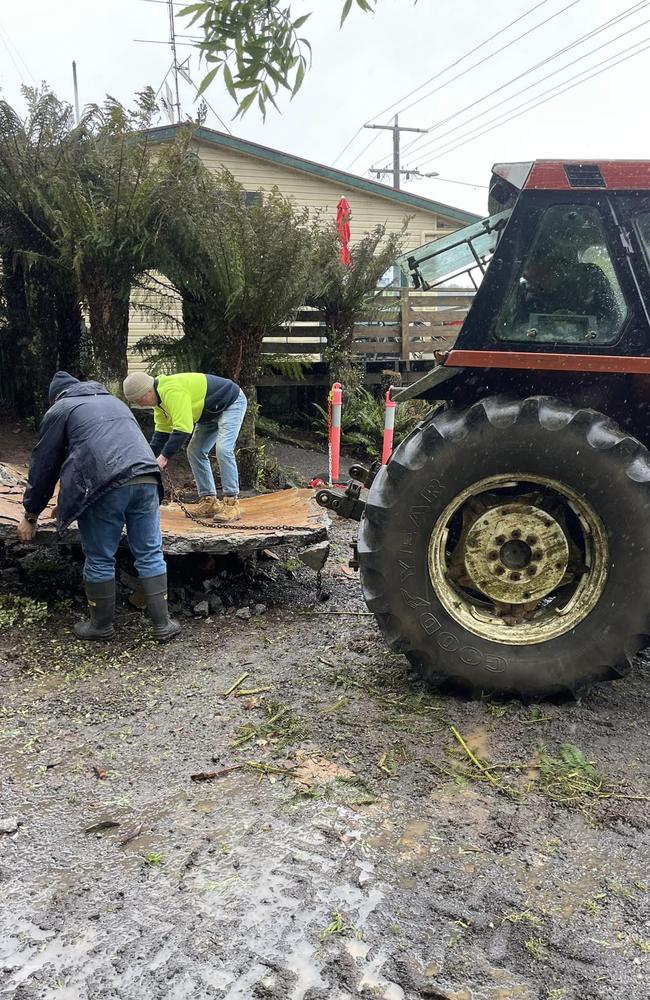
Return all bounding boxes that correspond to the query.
[1,427,649,1000]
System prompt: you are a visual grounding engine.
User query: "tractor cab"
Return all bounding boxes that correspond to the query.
[399,160,650,364]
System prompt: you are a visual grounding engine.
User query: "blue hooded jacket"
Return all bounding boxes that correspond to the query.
[23,374,162,533]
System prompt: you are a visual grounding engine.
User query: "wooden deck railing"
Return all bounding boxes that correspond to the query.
[261,287,475,364]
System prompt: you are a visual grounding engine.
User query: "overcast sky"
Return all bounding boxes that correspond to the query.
[1,0,648,218]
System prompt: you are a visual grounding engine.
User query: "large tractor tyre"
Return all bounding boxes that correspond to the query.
[358,396,650,699]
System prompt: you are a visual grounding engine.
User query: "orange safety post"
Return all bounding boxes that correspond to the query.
[328,382,343,485]
[381,388,396,465]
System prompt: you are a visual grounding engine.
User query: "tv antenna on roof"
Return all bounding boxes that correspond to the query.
[136,0,232,133]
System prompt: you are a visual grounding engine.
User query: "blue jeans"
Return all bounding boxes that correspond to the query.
[187,391,247,497]
[77,483,166,583]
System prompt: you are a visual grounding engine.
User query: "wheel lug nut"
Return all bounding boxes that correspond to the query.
[526,535,538,545]
[511,529,522,539]
[527,565,537,576]
[495,535,506,545]
[488,550,498,560]
[495,566,505,576]
[510,572,521,581]
[533,549,543,560]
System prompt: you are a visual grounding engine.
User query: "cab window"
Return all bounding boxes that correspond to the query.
[495,205,627,345]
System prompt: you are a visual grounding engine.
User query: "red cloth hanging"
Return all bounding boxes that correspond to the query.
[336,196,352,266]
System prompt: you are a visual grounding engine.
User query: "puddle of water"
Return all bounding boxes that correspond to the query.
[222,962,268,999]
[287,938,325,1000]
[345,938,371,961]
[336,883,384,925]
[357,948,405,1000]
[0,923,103,992]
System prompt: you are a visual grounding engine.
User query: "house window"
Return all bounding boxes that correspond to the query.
[422,224,456,245]
[243,191,262,208]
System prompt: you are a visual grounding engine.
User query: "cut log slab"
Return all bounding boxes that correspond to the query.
[0,465,329,556]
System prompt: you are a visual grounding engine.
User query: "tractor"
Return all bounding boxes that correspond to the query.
[316,160,650,699]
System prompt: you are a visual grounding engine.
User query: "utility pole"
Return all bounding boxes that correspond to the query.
[363,115,430,190]
[71,61,80,125]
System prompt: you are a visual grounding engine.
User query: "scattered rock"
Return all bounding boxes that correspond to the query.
[236,607,251,620]
[297,541,330,573]
[254,604,267,615]
[0,464,18,486]
[193,600,209,616]
[208,594,223,612]
[0,817,20,835]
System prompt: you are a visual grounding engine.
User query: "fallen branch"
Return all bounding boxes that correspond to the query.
[223,672,250,697]
[449,725,500,789]
[235,686,273,696]
[191,764,245,782]
[298,611,374,617]
[191,761,297,782]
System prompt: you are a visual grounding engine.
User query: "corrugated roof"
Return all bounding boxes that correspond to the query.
[143,124,481,226]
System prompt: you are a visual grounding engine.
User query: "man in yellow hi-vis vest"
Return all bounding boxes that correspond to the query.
[123,371,247,523]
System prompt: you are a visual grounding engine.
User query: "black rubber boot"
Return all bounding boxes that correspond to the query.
[140,574,181,642]
[74,579,115,640]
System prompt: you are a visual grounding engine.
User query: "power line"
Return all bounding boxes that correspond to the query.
[372,0,555,124]
[403,3,650,169]
[401,0,650,165]
[0,19,36,86]
[425,176,489,189]
[344,129,384,172]
[414,35,650,165]
[413,37,650,167]
[395,0,583,148]
[331,0,554,165]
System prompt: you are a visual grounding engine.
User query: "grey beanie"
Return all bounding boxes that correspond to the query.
[123,372,155,404]
[49,371,80,403]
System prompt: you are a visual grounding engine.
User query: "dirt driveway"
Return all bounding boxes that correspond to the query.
[1,505,650,999]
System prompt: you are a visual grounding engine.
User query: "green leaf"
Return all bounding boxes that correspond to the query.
[292,13,311,30]
[291,59,305,97]
[340,0,353,25]
[178,2,208,14]
[196,66,220,96]
[178,2,210,28]
[234,90,257,118]
[223,62,237,100]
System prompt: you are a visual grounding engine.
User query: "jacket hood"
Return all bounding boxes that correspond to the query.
[52,380,110,401]
[48,371,80,402]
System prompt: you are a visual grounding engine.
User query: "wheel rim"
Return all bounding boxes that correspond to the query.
[428,474,609,645]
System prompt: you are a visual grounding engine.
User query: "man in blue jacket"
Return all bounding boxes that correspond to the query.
[16,372,180,643]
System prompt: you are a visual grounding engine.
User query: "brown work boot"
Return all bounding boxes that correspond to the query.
[212,497,241,523]
[194,495,219,518]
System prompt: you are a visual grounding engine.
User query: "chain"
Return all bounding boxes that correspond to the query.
[163,470,307,533]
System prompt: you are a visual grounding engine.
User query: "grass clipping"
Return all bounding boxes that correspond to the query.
[534,743,649,817]
[232,699,308,750]
[438,729,649,819]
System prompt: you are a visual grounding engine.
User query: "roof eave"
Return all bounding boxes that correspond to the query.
[143,124,482,226]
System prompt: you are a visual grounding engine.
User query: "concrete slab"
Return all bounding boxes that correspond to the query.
[0,465,329,555]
